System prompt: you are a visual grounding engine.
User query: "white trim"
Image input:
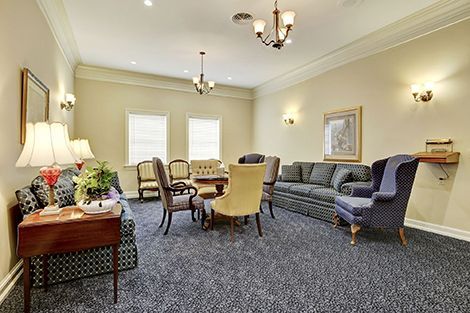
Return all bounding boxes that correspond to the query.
[0,261,23,305]
[36,0,81,72]
[125,109,170,165]
[186,113,223,161]
[405,218,470,242]
[254,0,470,98]
[125,190,159,199]
[76,65,254,100]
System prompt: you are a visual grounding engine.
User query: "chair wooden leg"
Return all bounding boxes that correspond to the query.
[268,200,275,219]
[191,209,196,222]
[210,209,215,230]
[244,215,248,225]
[139,190,143,203]
[230,217,234,242]
[398,227,408,246]
[255,213,263,237]
[197,209,200,221]
[350,224,361,245]
[259,205,264,214]
[163,212,172,235]
[200,209,206,229]
[332,213,339,228]
[159,207,166,228]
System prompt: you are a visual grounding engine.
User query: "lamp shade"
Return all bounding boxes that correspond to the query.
[70,139,95,160]
[281,11,296,27]
[253,19,266,35]
[16,122,77,167]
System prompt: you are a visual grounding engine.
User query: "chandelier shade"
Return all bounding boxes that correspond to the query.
[192,51,215,95]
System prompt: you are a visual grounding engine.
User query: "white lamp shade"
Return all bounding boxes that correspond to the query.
[253,19,266,34]
[281,11,296,27]
[208,81,215,88]
[192,77,200,84]
[16,122,78,167]
[410,84,421,93]
[424,82,434,91]
[65,93,76,104]
[70,139,95,160]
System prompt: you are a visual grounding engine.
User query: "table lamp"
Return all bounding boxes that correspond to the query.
[16,122,78,216]
[70,138,95,170]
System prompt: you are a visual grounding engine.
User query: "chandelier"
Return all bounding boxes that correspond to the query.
[252,0,296,49]
[192,51,215,95]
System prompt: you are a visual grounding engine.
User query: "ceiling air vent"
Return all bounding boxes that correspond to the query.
[231,12,254,25]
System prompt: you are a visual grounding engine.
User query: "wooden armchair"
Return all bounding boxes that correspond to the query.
[137,160,159,203]
[261,156,280,219]
[168,159,191,187]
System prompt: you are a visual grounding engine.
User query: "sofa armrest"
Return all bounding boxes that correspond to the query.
[372,191,395,202]
[341,181,373,197]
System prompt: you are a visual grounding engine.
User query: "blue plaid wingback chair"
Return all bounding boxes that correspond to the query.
[334,155,419,245]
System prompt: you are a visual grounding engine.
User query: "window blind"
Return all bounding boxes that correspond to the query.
[188,116,220,160]
[128,112,167,164]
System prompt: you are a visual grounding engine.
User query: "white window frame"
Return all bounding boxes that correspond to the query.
[125,109,170,167]
[186,113,222,161]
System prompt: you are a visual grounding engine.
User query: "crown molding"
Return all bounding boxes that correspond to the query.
[36,0,81,71]
[254,0,470,98]
[75,65,254,100]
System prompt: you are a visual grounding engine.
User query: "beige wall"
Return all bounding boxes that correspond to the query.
[74,77,252,192]
[253,19,470,232]
[0,0,74,282]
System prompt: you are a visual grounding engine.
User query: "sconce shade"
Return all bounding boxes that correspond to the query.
[16,122,77,167]
[70,139,95,160]
[65,93,76,104]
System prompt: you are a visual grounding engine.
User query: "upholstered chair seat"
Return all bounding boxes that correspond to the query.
[153,157,206,235]
[190,159,225,197]
[137,161,160,202]
[334,154,419,245]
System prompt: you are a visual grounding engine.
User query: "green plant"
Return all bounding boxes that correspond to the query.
[74,161,114,204]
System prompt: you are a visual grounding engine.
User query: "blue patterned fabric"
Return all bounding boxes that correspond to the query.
[335,155,419,229]
[309,163,336,186]
[31,175,75,208]
[293,162,315,183]
[331,168,352,191]
[281,165,302,182]
[334,163,371,182]
[15,188,40,216]
[289,184,323,197]
[274,181,303,193]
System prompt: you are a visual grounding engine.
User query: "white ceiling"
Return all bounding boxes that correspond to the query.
[63,0,440,89]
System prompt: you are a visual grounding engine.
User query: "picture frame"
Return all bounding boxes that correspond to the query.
[323,106,362,162]
[21,68,50,144]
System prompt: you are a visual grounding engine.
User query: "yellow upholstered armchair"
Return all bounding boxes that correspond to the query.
[190,159,225,198]
[210,163,266,241]
[168,159,191,186]
[137,160,159,202]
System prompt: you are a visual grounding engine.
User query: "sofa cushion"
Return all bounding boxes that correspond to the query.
[331,168,353,191]
[309,163,336,186]
[335,163,371,182]
[281,165,302,182]
[335,196,372,216]
[309,187,344,203]
[293,162,315,183]
[111,172,124,194]
[274,181,302,193]
[16,187,41,216]
[289,184,324,197]
[31,175,75,208]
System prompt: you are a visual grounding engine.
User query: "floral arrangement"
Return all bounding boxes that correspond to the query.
[73,161,120,205]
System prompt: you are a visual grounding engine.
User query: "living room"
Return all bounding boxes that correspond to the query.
[1,0,469,312]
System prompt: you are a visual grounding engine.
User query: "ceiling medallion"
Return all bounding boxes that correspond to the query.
[192,51,215,95]
[252,0,296,50]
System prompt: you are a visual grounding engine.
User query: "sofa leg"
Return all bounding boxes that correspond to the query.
[350,224,361,245]
[255,213,263,238]
[159,207,166,228]
[398,227,408,246]
[333,213,339,228]
[268,201,275,219]
[163,212,172,235]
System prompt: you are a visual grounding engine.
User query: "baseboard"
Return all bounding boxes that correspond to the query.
[124,191,159,199]
[0,260,23,305]
[405,218,470,242]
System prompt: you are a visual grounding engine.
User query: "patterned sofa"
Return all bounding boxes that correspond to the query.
[273,161,371,222]
[15,168,138,287]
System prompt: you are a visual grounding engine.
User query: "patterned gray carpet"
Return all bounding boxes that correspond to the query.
[1,198,470,312]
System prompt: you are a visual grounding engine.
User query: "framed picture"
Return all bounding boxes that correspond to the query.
[21,68,50,144]
[323,106,362,162]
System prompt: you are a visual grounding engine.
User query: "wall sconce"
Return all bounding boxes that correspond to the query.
[411,82,434,102]
[283,113,295,125]
[61,93,76,111]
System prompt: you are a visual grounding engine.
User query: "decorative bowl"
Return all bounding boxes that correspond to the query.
[78,198,117,215]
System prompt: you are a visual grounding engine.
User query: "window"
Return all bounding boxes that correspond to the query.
[127,110,169,165]
[188,114,221,160]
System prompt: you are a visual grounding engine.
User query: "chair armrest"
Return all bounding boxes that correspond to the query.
[350,184,374,198]
[171,181,187,188]
[263,181,276,186]
[372,191,395,202]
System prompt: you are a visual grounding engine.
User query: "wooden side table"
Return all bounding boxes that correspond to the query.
[17,204,122,313]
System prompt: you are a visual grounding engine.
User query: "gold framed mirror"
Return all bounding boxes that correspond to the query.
[21,68,49,144]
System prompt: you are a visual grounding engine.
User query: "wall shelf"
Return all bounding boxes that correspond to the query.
[413,152,460,164]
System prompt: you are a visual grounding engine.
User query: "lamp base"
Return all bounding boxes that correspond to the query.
[40,205,63,216]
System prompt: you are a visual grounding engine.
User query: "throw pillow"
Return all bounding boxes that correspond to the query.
[31,175,76,208]
[293,162,315,183]
[281,165,302,182]
[110,172,124,194]
[309,163,336,186]
[15,188,40,216]
[331,168,353,192]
